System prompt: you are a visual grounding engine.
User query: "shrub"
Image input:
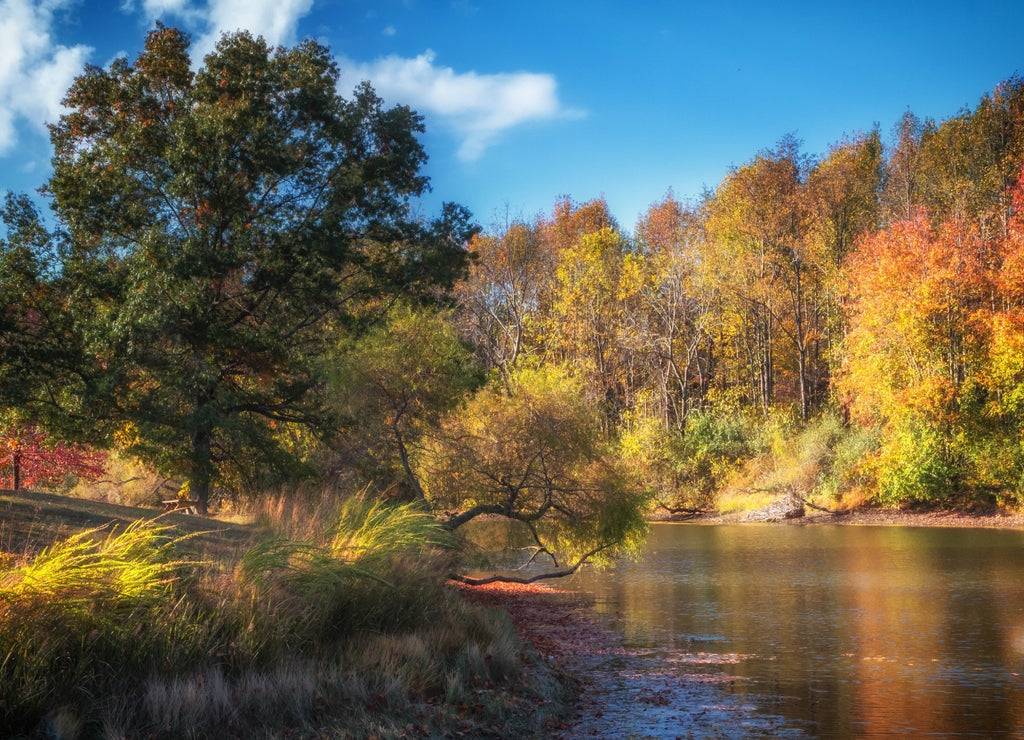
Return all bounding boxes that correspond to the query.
[872,418,962,507]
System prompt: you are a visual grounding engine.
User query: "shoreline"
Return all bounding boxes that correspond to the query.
[659,506,1024,529]
[462,580,801,738]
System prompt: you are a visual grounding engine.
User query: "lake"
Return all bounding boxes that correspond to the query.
[562,523,1024,738]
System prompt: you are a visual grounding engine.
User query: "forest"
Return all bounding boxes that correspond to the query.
[2,28,1024,535]
[457,76,1024,515]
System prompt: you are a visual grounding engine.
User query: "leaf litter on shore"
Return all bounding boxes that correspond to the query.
[459,581,805,739]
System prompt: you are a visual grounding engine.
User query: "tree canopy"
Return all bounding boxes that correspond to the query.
[37,25,476,509]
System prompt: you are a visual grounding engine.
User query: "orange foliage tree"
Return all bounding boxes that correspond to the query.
[837,169,1024,505]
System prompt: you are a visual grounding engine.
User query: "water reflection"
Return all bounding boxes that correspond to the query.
[562,524,1024,738]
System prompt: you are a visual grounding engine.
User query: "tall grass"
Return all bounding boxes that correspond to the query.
[0,520,204,731]
[0,493,561,739]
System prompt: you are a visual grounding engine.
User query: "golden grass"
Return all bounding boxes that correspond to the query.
[0,488,568,739]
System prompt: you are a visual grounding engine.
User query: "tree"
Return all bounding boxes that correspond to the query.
[46,26,476,511]
[456,220,550,378]
[970,169,1024,503]
[915,77,1024,236]
[633,193,716,429]
[0,195,84,425]
[705,136,809,416]
[546,226,632,421]
[882,111,924,224]
[802,131,883,387]
[838,213,991,504]
[421,365,647,584]
[0,424,105,491]
[328,304,483,500]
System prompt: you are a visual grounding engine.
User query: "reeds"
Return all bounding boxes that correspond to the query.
[0,493,558,739]
[0,520,204,732]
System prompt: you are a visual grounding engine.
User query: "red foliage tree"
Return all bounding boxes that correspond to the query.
[0,426,105,491]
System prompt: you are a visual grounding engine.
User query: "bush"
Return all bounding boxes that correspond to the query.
[872,418,962,507]
[676,409,760,502]
[815,419,880,504]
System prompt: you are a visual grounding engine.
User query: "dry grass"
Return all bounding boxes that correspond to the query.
[0,488,569,739]
[63,453,179,508]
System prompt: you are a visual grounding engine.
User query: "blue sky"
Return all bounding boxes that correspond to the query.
[1,1,1023,232]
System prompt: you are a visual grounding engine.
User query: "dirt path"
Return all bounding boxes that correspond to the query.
[460,582,803,739]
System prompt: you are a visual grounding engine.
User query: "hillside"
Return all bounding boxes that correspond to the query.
[0,489,254,562]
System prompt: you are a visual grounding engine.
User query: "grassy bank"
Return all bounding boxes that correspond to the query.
[0,490,572,739]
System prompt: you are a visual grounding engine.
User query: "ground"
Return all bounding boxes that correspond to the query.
[460,582,802,738]
[697,506,1024,528]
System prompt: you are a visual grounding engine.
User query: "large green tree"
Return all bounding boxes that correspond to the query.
[45,26,475,510]
[0,195,90,433]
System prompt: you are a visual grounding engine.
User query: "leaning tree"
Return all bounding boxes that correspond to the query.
[421,364,648,584]
[45,25,476,510]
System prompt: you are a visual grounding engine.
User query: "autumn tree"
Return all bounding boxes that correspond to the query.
[46,26,475,511]
[967,169,1024,501]
[632,192,716,429]
[536,196,618,339]
[0,424,104,491]
[803,131,883,380]
[541,196,618,258]
[916,77,1024,236]
[838,212,992,504]
[328,304,483,500]
[456,219,550,378]
[421,365,647,583]
[546,226,633,420]
[881,111,925,224]
[706,136,811,417]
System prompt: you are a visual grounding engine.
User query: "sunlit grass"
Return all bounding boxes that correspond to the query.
[715,484,780,514]
[0,490,565,739]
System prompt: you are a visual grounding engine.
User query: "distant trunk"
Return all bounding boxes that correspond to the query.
[393,424,427,502]
[12,448,20,491]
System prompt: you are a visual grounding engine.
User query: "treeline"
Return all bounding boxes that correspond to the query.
[2,25,1023,527]
[457,76,1024,509]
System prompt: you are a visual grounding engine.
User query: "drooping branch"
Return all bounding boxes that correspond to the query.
[440,498,553,531]
[448,541,615,586]
[654,501,707,519]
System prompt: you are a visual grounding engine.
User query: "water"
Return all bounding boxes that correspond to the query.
[563,523,1024,738]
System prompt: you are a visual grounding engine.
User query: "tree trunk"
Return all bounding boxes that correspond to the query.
[393,424,427,502]
[12,448,20,491]
[191,427,212,514]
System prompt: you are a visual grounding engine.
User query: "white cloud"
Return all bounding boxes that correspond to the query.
[137,0,204,26]
[341,50,583,162]
[132,0,313,59]
[194,0,314,58]
[0,0,91,154]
